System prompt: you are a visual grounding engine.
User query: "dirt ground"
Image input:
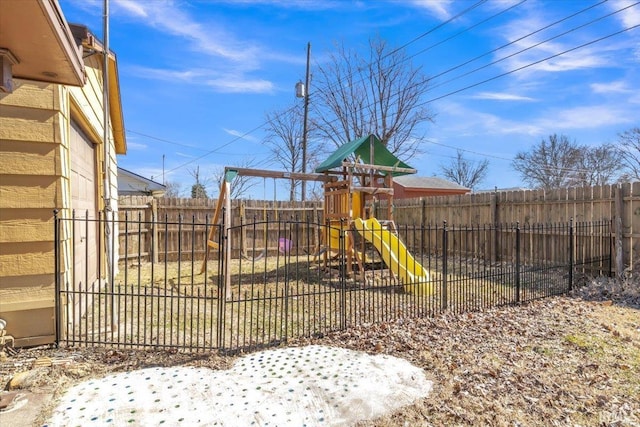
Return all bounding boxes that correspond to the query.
[1,276,639,426]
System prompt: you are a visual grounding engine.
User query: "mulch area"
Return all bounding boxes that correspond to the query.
[1,276,639,426]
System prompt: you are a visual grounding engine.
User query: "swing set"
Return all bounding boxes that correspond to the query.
[201,134,433,296]
[199,166,334,279]
[238,176,322,261]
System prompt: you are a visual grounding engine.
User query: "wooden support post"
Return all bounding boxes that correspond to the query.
[151,198,158,263]
[491,190,499,263]
[615,184,623,279]
[224,180,232,297]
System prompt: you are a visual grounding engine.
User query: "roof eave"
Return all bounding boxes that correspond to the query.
[108,54,126,154]
[0,0,85,87]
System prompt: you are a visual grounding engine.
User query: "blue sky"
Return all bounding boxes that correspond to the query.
[59,0,640,198]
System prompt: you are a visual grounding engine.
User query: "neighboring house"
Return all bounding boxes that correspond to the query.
[0,1,126,346]
[393,176,470,199]
[118,167,166,197]
[476,187,530,193]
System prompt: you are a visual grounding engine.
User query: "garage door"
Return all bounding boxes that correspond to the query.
[70,120,99,294]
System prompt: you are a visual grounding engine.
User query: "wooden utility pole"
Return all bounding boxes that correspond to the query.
[301,42,311,202]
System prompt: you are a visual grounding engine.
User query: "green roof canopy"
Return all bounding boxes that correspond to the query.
[315,134,415,176]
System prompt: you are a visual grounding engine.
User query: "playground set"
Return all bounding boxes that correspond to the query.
[201,134,432,295]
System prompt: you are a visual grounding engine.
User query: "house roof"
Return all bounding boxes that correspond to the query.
[395,175,470,191]
[0,3,127,154]
[70,24,127,155]
[315,134,415,176]
[0,0,85,87]
[118,167,166,196]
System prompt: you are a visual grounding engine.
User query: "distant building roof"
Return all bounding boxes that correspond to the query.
[395,175,470,191]
[475,186,530,193]
[118,167,166,196]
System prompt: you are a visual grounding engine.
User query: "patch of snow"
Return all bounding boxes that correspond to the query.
[46,345,432,426]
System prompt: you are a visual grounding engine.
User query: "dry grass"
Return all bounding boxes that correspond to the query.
[62,256,568,352]
[74,257,524,350]
[5,273,637,426]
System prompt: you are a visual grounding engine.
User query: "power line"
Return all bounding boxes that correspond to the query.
[399,0,529,67]
[129,1,523,174]
[389,0,491,56]
[425,140,513,162]
[334,0,627,131]
[134,1,637,177]
[127,130,210,152]
[428,1,638,93]
[421,22,640,106]
[428,0,610,82]
[311,1,636,162]
[163,122,270,175]
[161,1,498,175]
[309,0,626,153]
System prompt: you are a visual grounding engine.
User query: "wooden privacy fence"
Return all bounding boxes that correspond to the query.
[118,196,323,262]
[376,182,638,275]
[118,181,638,274]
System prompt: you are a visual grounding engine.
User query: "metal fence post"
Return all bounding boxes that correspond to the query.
[216,207,226,349]
[339,218,346,330]
[442,221,448,311]
[569,218,574,291]
[515,222,521,304]
[53,210,61,347]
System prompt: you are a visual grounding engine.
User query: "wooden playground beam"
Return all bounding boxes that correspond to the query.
[351,186,394,195]
[225,166,336,182]
[340,161,417,175]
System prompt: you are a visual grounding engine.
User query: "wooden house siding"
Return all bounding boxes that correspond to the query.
[0,80,65,345]
[0,52,121,346]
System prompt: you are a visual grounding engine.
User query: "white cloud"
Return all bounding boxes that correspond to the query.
[408,0,452,20]
[206,78,274,94]
[493,10,611,76]
[175,152,195,158]
[590,80,629,94]
[537,105,636,129]
[115,0,147,17]
[133,167,163,181]
[127,66,274,94]
[216,0,341,10]
[128,66,205,82]
[112,0,261,66]
[125,141,148,150]
[610,0,640,28]
[472,92,536,101]
[437,101,543,136]
[222,128,258,142]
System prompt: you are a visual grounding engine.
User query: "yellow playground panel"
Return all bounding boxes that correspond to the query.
[201,134,434,296]
[353,217,433,296]
[315,134,433,295]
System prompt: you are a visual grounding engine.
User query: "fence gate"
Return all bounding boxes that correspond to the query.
[217,219,348,351]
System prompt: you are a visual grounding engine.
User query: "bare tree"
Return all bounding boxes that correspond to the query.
[212,158,259,200]
[618,127,640,181]
[163,181,183,198]
[439,150,489,190]
[263,105,320,201]
[312,37,434,160]
[512,134,583,190]
[571,144,622,186]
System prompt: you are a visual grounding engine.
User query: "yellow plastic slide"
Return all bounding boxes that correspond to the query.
[353,217,433,296]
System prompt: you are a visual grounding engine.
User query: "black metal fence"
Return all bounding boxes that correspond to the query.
[55,211,612,353]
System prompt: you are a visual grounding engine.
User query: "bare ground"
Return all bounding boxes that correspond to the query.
[1,276,639,427]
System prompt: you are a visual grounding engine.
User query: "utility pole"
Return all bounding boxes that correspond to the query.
[300,42,310,202]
